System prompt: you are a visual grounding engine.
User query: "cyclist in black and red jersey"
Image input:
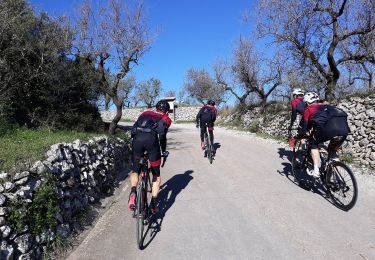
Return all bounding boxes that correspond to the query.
[297,92,350,177]
[288,88,305,134]
[128,100,172,213]
[196,100,218,150]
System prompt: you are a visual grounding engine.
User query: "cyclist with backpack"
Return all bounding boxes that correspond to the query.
[288,88,305,135]
[296,92,350,177]
[128,100,172,214]
[196,100,218,150]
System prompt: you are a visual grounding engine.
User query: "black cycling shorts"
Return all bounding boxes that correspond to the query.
[200,120,214,131]
[131,132,161,176]
[309,117,349,149]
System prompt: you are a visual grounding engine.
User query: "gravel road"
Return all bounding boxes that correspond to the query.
[67,123,375,260]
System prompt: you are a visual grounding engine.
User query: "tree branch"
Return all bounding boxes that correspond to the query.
[339,26,375,42]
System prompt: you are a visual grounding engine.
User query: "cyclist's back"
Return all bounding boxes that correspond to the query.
[289,88,305,133]
[196,100,217,150]
[297,92,350,177]
[128,100,172,213]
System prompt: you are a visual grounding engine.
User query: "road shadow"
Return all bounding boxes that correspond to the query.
[213,142,221,153]
[140,170,194,249]
[277,148,300,185]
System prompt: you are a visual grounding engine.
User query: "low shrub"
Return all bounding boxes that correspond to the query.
[9,175,58,235]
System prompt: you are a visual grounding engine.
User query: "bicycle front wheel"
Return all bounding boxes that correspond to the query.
[136,186,145,249]
[326,161,358,211]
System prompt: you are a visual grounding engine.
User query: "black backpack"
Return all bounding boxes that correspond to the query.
[312,105,348,129]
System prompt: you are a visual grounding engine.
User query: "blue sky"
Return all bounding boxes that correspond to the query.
[30,0,258,96]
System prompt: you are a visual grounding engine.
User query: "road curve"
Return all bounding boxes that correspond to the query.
[67,124,375,260]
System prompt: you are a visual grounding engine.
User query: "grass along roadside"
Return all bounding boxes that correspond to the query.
[0,128,101,174]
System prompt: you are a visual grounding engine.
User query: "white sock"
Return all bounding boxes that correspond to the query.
[314,164,319,174]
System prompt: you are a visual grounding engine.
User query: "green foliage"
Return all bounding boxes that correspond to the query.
[30,180,58,234]
[249,121,260,133]
[0,0,102,131]
[0,127,99,173]
[340,154,354,164]
[9,203,28,233]
[262,101,288,114]
[113,129,131,144]
[9,177,58,235]
[42,234,69,260]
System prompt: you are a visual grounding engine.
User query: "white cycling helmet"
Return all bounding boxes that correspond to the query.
[292,88,304,96]
[303,91,319,104]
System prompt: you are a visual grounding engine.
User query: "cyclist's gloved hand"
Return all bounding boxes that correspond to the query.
[162,151,169,157]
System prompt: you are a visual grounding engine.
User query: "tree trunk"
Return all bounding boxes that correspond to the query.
[260,98,267,108]
[325,76,338,102]
[109,96,123,135]
[239,97,247,106]
[368,73,373,90]
[105,95,111,111]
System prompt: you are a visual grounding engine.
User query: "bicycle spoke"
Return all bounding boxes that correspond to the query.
[327,162,358,211]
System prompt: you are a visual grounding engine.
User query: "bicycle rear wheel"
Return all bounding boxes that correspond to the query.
[136,185,145,249]
[326,161,358,211]
[291,143,305,181]
[207,136,213,164]
[204,133,208,157]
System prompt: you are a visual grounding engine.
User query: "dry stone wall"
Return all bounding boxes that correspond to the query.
[0,136,129,259]
[219,95,375,168]
[101,106,201,123]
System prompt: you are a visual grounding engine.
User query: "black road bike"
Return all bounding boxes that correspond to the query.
[290,137,358,211]
[133,151,168,249]
[204,131,214,164]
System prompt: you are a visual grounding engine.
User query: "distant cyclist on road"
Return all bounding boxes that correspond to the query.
[128,100,172,214]
[196,100,217,150]
[288,88,305,135]
[296,92,350,177]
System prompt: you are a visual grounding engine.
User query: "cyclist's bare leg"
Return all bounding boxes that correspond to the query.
[129,171,139,188]
[200,125,206,149]
[311,148,320,175]
[152,176,161,198]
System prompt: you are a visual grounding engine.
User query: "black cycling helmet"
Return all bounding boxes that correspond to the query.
[207,100,215,106]
[155,100,170,112]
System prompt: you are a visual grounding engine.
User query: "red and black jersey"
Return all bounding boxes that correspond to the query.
[196,105,217,124]
[291,97,305,114]
[132,110,172,153]
[289,97,306,128]
[298,103,328,135]
[133,110,172,135]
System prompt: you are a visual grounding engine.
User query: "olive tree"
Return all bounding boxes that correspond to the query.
[136,77,162,108]
[76,0,153,134]
[257,0,375,101]
[215,37,283,107]
[183,67,227,106]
